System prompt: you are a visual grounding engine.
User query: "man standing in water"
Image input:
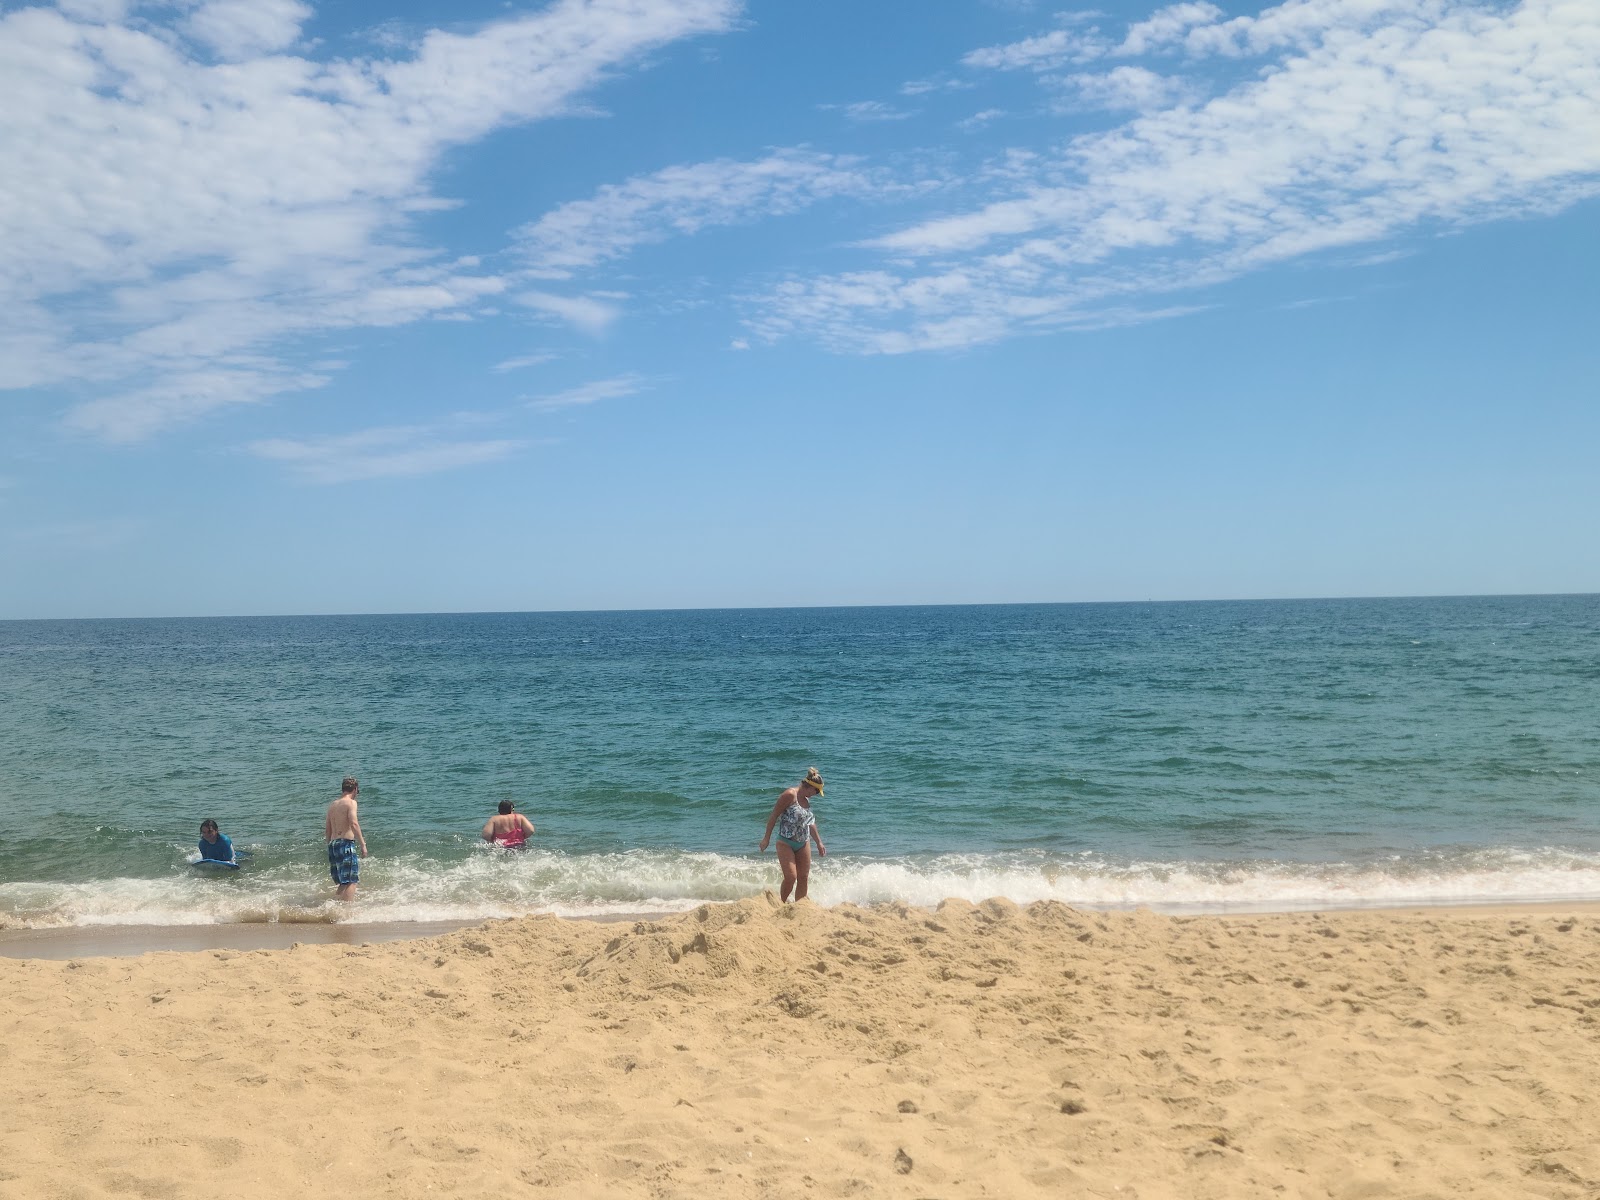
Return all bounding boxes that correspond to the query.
[324,776,368,901]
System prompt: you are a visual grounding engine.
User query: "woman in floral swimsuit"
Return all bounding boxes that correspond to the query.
[759,768,826,902]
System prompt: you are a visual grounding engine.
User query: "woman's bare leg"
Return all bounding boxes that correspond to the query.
[793,843,812,901]
[776,842,799,902]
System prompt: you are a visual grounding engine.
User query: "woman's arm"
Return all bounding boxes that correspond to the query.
[481,818,497,842]
[810,816,826,857]
[759,792,790,851]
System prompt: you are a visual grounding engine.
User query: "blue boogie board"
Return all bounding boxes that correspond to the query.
[192,858,240,870]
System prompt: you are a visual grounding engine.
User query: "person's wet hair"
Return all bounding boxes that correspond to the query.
[200,819,219,833]
[498,800,515,815]
[341,776,359,795]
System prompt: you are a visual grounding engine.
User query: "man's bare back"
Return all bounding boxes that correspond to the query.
[325,793,363,843]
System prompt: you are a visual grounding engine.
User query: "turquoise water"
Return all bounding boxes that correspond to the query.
[1,597,1598,926]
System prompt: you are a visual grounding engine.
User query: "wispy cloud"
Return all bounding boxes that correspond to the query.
[492,353,559,373]
[1344,249,1414,268]
[528,373,649,412]
[752,0,1600,352]
[514,291,625,336]
[963,26,1102,71]
[899,76,974,96]
[1278,295,1352,310]
[957,108,1008,131]
[66,368,331,444]
[0,0,742,439]
[511,150,880,280]
[962,3,1224,69]
[1058,65,1196,112]
[247,425,526,483]
[820,100,917,123]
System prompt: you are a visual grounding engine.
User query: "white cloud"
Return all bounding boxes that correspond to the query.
[1061,65,1196,111]
[963,27,1104,70]
[1116,2,1223,55]
[511,150,880,279]
[822,100,916,122]
[0,0,741,439]
[247,424,526,483]
[514,290,625,336]
[1345,248,1413,267]
[183,0,312,61]
[492,353,559,373]
[66,367,331,443]
[528,373,647,411]
[1181,0,1419,58]
[755,0,1600,352]
[958,108,1008,131]
[55,0,127,20]
[899,76,973,96]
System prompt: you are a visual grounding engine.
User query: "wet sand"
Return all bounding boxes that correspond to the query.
[3,895,1600,1198]
[2,899,1596,960]
[0,920,486,960]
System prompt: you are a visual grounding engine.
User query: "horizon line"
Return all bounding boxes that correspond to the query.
[2,591,1596,624]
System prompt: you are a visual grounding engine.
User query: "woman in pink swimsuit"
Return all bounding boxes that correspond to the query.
[482,800,535,849]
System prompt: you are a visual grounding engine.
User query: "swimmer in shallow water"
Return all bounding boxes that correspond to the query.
[325,776,368,902]
[759,767,826,902]
[482,800,535,849]
[197,818,235,864]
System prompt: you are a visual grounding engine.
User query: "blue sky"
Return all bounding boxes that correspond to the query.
[1,0,1596,618]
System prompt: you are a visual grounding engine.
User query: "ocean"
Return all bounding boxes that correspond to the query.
[1,597,1597,928]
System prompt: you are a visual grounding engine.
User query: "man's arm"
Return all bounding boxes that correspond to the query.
[351,809,367,857]
[324,808,333,842]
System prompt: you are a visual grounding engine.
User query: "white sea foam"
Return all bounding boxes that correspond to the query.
[4,847,1600,929]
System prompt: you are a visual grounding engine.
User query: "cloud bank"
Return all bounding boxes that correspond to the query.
[0,0,740,439]
[750,0,1600,352]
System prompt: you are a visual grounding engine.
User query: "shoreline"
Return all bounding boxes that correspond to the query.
[4,895,1599,959]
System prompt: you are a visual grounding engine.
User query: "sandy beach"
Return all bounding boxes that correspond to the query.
[3,897,1598,1199]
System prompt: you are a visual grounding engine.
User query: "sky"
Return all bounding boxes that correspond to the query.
[0,0,1596,619]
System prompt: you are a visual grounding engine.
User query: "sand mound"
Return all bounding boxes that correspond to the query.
[2,898,1599,1198]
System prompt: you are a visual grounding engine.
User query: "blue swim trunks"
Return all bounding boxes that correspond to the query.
[327,838,359,885]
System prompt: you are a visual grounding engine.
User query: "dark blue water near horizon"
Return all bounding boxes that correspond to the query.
[2,595,1598,926]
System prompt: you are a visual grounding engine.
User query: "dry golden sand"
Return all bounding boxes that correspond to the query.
[2,896,1599,1199]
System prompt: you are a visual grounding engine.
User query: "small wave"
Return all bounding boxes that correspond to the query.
[2,845,1599,928]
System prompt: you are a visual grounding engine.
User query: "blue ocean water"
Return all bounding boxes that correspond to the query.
[1,597,1597,927]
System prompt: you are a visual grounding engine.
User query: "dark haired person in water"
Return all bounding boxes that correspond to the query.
[482,800,535,849]
[324,776,368,901]
[197,819,236,864]
[759,767,826,902]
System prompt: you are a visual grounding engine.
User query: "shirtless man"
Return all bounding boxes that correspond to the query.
[481,800,535,849]
[324,776,368,901]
